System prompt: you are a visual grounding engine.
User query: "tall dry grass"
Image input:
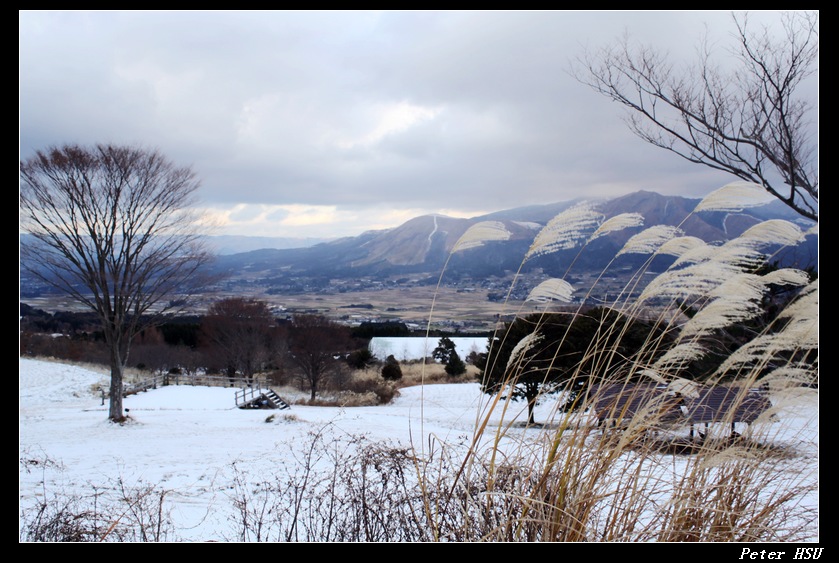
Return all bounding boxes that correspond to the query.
[407,181,818,541]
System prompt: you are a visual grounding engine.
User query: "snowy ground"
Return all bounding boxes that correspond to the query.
[19,357,819,542]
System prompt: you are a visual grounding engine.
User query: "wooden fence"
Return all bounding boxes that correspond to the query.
[104,373,266,399]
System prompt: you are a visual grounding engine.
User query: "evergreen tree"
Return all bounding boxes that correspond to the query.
[478,307,672,424]
[347,348,375,370]
[433,337,467,377]
[381,355,403,381]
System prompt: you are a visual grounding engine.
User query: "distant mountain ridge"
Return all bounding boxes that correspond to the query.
[206,190,816,285]
[205,235,331,255]
[20,190,817,301]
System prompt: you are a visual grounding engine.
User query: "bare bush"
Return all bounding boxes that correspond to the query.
[221,411,817,542]
[20,453,176,542]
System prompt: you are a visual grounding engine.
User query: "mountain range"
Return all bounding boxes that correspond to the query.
[19,190,818,303]
[206,190,817,290]
[204,235,331,255]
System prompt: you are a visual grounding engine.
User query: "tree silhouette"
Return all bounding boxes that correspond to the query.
[288,314,354,401]
[381,354,403,381]
[200,297,281,383]
[478,308,672,425]
[574,11,818,221]
[20,144,213,421]
[433,337,467,377]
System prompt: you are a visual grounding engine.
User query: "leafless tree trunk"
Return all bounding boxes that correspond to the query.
[288,314,353,401]
[20,144,214,421]
[573,11,818,221]
[200,297,282,385]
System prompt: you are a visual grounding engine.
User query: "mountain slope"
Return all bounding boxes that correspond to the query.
[21,190,816,300]
[205,190,816,287]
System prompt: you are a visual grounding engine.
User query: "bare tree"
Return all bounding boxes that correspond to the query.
[200,297,281,384]
[573,11,818,221]
[287,314,354,401]
[20,144,214,421]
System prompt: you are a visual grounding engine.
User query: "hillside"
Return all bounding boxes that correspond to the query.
[199,190,816,291]
[20,190,817,327]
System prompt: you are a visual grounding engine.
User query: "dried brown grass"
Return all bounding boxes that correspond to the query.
[403,182,819,542]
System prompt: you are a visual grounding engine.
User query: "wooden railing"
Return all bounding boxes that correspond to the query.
[99,373,289,410]
[106,373,265,398]
[157,373,264,389]
[235,385,265,407]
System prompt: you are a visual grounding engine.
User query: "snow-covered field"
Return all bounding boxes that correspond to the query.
[19,357,819,542]
[19,357,554,541]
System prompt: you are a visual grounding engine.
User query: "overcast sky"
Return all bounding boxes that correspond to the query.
[19,10,817,239]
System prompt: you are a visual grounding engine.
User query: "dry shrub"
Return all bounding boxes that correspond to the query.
[397,361,478,387]
[266,368,295,387]
[289,369,400,406]
[334,391,380,407]
[20,452,176,542]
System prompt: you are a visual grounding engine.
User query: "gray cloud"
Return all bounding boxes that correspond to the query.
[19,10,816,238]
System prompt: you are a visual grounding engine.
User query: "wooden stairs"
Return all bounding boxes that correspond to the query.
[235,386,291,410]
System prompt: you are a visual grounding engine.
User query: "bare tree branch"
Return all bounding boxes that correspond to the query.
[288,314,354,402]
[200,298,282,383]
[20,144,216,421]
[572,11,818,221]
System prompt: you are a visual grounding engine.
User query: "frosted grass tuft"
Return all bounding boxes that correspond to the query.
[451,221,512,253]
[525,278,575,303]
[777,279,818,322]
[694,181,778,213]
[654,236,707,259]
[653,342,709,372]
[677,274,767,338]
[735,219,805,249]
[639,261,740,303]
[589,212,644,241]
[617,225,683,256]
[715,280,817,377]
[762,268,811,288]
[525,202,603,261]
[506,332,543,373]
